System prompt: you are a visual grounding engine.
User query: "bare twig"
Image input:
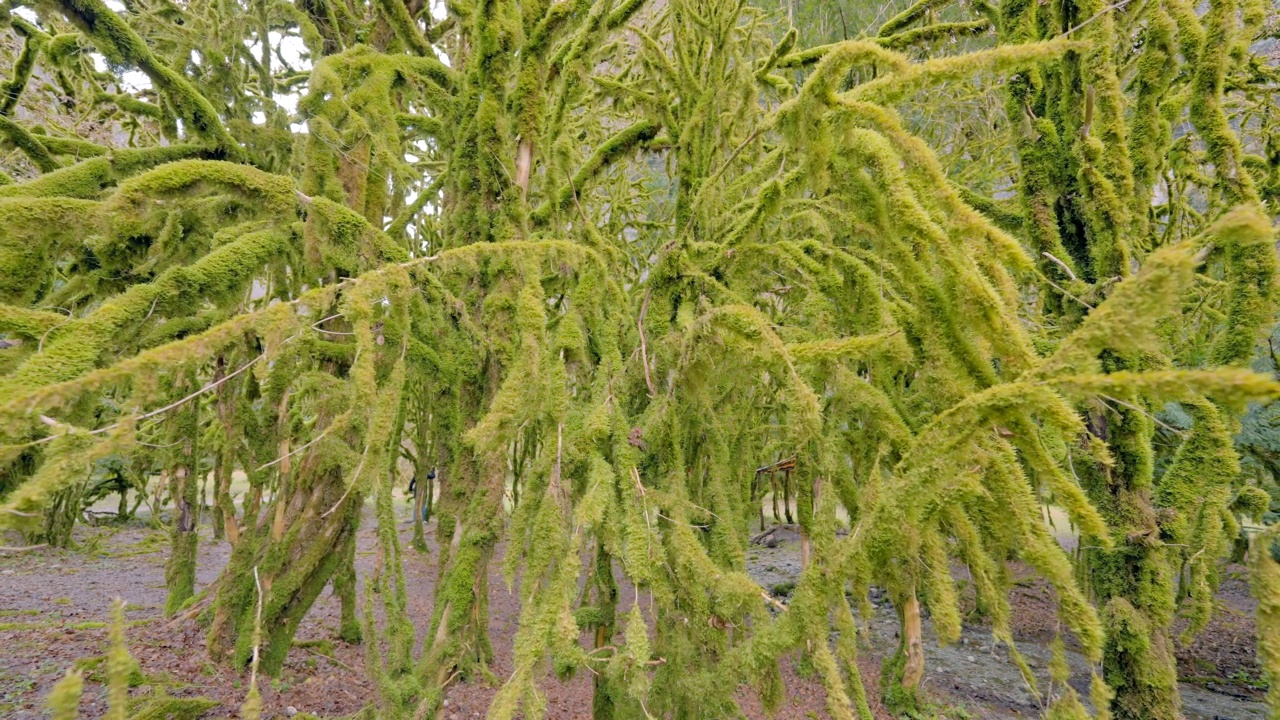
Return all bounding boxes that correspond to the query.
[1042,276,1094,310]
[301,645,355,671]
[36,307,74,354]
[1100,394,1186,436]
[249,566,264,686]
[1041,252,1079,282]
[1064,0,1138,36]
[256,429,330,472]
[1192,242,1215,265]
[135,353,264,426]
[639,287,656,397]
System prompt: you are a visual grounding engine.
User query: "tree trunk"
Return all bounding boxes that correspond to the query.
[589,545,620,719]
[332,533,361,644]
[783,469,794,525]
[412,476,427,550]
[424,451,501,685]
[880,590,926,713]
[901,593,924,689]
[165,393,200,616]
[38,480,84,548]
[207,466,362,676]
[1083,401,1180,720]
[211,456,225,542]
[770,470,781,523]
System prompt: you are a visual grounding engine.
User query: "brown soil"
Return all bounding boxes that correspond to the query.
[0,510,900,720]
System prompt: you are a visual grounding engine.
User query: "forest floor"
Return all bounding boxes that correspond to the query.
[0,500,1268,719]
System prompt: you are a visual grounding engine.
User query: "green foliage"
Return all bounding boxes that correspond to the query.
[45,670,83,720]
[2,0,1278,717]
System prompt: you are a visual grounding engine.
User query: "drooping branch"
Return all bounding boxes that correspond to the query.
[47,0,244,158]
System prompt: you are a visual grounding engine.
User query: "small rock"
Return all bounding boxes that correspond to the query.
[1,570,13,575]
[285,707,298,716]
[443,699,450,707]
[967,655,977,663]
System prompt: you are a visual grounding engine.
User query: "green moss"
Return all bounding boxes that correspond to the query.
[1,1,1276,717]
[47,670,84,720]
[49,0,242,158]
[128,693,219,720]
[0,146,209,199]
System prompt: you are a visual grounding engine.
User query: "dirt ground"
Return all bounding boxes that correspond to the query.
[0,504,1268,719]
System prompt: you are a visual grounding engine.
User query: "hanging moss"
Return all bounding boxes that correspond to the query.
[45,669,84,720]
[47,0,243,158]
[2,0,1278,716]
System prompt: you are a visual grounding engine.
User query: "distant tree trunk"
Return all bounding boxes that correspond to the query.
[410,389,433,552]
[770,470,781,523]
[782,468,794,525]
[38,479,85,548]
[165,382,201,616]
[589,545,620,718]
[332,533,361,644]
[424,448,500,685]
[212,356,239,544]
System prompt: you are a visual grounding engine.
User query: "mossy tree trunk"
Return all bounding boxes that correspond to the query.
[165,378,201,616]
[207,467,364,675]
[332,532,362,645]
[423,448,502,686]
[408,386,433,551]
[1081,395,1180,719]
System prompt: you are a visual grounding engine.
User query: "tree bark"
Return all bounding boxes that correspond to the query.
[207,466,362,676]
[1083,401,1180,720]
[165,390,200,616]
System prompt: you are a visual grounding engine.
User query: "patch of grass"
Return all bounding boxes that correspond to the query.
[0,620,56,631]
[901,705,975,720]
[294,638,336,656]
[0,609,41,617]
[105,531,169,558]
[74,654,147,687]
[78,533,104,556]
[68,621,108,630]
[129,690,219,720]
[1229,668,1266,689]
[769,581,796,598]
[54,597,72,606]
[0,671,36,712]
